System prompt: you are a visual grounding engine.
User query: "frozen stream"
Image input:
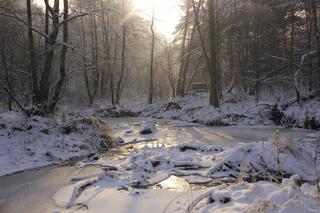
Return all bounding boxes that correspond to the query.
[0,118,316,213]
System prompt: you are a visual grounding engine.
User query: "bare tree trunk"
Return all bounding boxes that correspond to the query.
[180,21,196,96]
[169,75,176,98]
[26,0,38,103]
[290,0,295,76]
[37,0,60,107]
[177,0,190,97]
[1,40,13,110]
[49,0,69,112]
[290,0,300,102]
[78,0,93,105]
[91,4,99,104]
[192,0,219,107]
[8,55,13,111]
[168,63,176,99]
[311,0,320,88]
[208,0,220,107]
[253,1,261,102]
[44,1,49,51]
[116,0,127,104]
[305,0,312,91]
[162,43,176,98]
[110,33,118,105]
[216,12,222,100]
[305,0,313,91]
[100,0,111,98]
[227,43,236,93]
[228,0,237,93]
[186,53,202,92]
[0,81,26,114]
[148,7,155,104]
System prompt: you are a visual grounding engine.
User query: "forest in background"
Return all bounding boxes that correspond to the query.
[0,0,320,115]
[1,2,320,212]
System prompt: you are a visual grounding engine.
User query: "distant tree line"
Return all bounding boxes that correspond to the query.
[0,0,320,114]
[174,0,320,107]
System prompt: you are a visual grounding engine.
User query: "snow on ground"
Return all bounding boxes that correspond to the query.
[283,97,320,129]
[52,131,320,212]
[54,176,192,213]
[1,105,319,212]
[78,133,320,186]
[98,95,320,130]
[54,176,320,213]
[53,145,320,212]
[0,112,115,176]
[109,120,161,146]
[2,110,304,178]
[191,176,320,213]
[139,120,156,134]
[207,136,320,181]
[93,142,224,187]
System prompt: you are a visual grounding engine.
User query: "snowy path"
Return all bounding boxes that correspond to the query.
[0,118,317,213]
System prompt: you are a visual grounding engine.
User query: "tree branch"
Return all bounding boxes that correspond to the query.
[0,12,49,39]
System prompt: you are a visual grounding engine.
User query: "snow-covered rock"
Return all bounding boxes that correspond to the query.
[139,120,156,134]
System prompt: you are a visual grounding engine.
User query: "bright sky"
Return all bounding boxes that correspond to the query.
[134,0,182,39]
[34,0,182,39]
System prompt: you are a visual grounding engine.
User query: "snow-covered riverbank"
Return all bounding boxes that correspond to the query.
[0,110,318,177]
[98,95,320,130]
[1,114,319,213]
[0,112,115,177]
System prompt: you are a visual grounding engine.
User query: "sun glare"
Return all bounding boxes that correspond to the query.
[134,0,181,39]
[34,0,181,39]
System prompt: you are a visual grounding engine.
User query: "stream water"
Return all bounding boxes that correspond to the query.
[0,118,316,213]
